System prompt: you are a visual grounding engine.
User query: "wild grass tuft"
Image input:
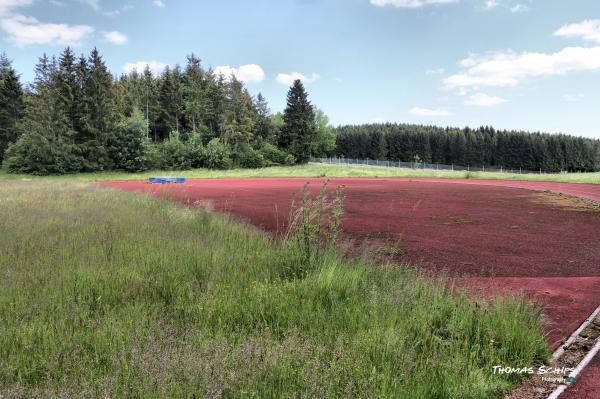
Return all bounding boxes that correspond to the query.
[0,180,550,398]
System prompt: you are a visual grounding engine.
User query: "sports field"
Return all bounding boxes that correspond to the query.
[102,177,600,350]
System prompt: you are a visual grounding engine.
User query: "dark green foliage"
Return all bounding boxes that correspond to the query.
[108,109,151,172]
[235,143,265,168]
[281,80,318,163]
[203,138,232,170]
[260,142,293,166]
[3,132,80,175]
[3,54,83,175]
[187,131,205,168]
[0,53,24,162]
[157,131,191,170]
[334,124,600,172]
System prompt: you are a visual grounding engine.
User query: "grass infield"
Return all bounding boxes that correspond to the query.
[0,163,599,184]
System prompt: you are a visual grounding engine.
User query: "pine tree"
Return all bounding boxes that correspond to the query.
[254,92,273,143]
[157,66,184,139]
[182,54,207,134]
[0,53,25,161]
[281,80,317,163]
[4,54,80,174]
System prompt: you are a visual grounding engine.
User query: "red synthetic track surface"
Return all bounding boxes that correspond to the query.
[100,177,600,351]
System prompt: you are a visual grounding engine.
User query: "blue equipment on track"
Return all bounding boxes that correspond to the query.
[148,177,186,184]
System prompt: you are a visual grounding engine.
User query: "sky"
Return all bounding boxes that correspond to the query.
[1,0,600,138]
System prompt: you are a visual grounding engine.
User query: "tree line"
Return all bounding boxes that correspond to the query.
[333,124,600,172]
[2,49,599,175]
[0,49,333,174]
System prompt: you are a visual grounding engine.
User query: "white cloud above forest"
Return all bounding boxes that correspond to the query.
[0,0,94,46]
[104,30,127,45]
[214,64,266,83]
[444,47,600,89]
[124,60,168,75]
[275,71,320,85]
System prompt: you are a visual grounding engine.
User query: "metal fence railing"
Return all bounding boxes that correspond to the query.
[310,157,550,175]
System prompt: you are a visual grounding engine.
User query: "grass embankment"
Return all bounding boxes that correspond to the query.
[0,181,549,398]
[0,163,599,184]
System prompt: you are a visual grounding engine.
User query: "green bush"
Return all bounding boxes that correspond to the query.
[186,132,205,168]
[236,144,265,168]
[259,142,289,166]
[3,133,82,175]
[203,138,232,170]
[108,110,151,172]
[157,131,191,170]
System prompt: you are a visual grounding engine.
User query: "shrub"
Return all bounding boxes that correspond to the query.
[3,133,82,175]
[203,138,232,170]
[187,132,205,168]
[259,143,289,166]
[108,110,151,172]
[158,131,191,170]
[236,144,265,169]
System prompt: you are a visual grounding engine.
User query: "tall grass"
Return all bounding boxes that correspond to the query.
[1,163,599,184]
[0,181,549,398]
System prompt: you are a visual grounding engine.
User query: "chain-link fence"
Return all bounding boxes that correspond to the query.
[310,157,550,175]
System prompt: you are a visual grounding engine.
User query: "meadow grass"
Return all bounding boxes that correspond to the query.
[0,163,599,184]
[0,180,550,398]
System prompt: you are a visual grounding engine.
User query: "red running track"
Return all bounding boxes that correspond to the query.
[100,178,600,350]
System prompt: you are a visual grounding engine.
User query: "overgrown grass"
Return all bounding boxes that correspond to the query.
[1,163,599,184]
[0,181,550,398]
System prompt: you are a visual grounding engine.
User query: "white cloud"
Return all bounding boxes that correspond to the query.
[555,20,600,43]
[425,68,445,75]
[214,64,265,83]
[0,14,94,46]
[409,107,453,116]
[563,93,584,102]
[0,0,32,14]
[510,4,527,13]
[464,92,508,107]
[124,60,168,75]
[370,0,459,8]
[484,0,498,10]
[275,72,320,85]
[444,47,600,88]
[152,0,165,7]
[0,0,95,46]
[104,30,127,45]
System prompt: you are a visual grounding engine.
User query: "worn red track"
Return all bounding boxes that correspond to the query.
[100,177,600,352]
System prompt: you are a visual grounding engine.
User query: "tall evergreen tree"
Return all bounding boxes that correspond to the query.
[82,48,115,169]
[0,53,25,161]
[182,54,207,134]
[281,80,317,163]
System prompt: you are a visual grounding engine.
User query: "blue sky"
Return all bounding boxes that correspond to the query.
[1,0,600,138]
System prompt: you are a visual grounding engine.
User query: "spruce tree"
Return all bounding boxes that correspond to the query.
[183,54,207,134]
[0,53,25,161]
[281,80,317,163]
[83,48,115,169]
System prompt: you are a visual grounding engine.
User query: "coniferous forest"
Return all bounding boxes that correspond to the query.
[333,125,600,173]
[0,48,331,175]
[1,48,599,175]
